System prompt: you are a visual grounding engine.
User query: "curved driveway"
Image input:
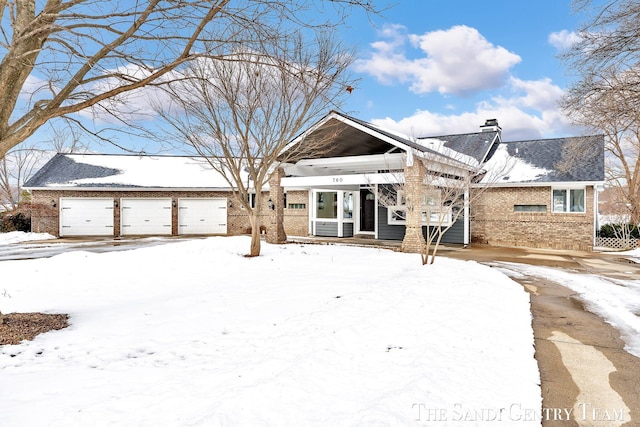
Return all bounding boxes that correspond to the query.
[445,246,640,427]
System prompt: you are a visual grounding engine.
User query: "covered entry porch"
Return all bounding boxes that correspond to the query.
[281,152,407,240]
[276,112,480,252]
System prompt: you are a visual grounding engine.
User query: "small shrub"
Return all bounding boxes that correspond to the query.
[599,223,640,238]
[0,208,32,233]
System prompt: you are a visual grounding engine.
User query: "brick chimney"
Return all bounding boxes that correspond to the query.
[480,118,501,133]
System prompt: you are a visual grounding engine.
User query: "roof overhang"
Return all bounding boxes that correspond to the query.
[279,111,479,172]
[280,111,412,159]
[472,180,606,189]
[24,186,237,192]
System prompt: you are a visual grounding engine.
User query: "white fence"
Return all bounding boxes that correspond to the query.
[594,236,639,250]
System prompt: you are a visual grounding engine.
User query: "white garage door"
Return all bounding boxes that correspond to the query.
[121,198,172,235]
[60,198,115,237]
[178,198,227,235]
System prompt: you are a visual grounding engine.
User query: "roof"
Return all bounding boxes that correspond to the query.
[25,118,606,191]
[281,111,479,169]
[481,135,605,184]
[421,130,500,163]
[24,153,244,189]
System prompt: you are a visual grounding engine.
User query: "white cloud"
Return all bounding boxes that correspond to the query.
[548,30,581,51]
[354,24,521,96]
[502,77,565,111]
[370,77,577,141]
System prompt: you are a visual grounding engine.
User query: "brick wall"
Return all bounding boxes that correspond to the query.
[283,190,309,236]
[471,186,595,251]
[31,189,310,237]
[401,161,427,253]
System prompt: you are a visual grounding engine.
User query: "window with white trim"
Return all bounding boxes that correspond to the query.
[552,188,585,213]
[387,189,452,226]
[241,193,256,209]
[316,191,338,219]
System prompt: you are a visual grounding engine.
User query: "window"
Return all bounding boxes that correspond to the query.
[316,191,338,219]
[387,189,452,226]
[343,192,353,219]
[241,193,256,209]
[514,204,547,213]
[552,188,585,213]
[288,203,306,209]
[387,207,452,226]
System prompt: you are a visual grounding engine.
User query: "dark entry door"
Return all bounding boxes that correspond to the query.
[360,190,375,232]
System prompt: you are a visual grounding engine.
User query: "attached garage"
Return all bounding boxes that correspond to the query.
[60,198,115,237]
[121,198,172,235]
[178,198,227,235]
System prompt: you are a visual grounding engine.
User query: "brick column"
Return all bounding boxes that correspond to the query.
[401,160,426,253]
[266,167,287,244]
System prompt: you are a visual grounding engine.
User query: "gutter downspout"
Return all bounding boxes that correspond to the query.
[464,188,470,246]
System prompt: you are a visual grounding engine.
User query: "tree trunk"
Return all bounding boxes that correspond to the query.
[248,213,261,257]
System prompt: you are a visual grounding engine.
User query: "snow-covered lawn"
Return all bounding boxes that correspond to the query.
[0,237,541,426]
[0,231,56,245]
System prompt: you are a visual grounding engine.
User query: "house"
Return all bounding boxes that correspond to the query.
[471,135,605,251]
[24,111,605,251]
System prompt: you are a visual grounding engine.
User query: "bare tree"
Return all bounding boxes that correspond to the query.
[565,0,640,83]
[0,0,237,160]
[0,0,378,323]
[374,149,509,265]
[0,144,45,210]
[0,0,378,160]
[374,144,514,265]
[563,70,640,223]
[562,0,640,223]
[155,31,352,257]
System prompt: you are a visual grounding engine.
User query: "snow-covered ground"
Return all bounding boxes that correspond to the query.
[0,237,541,426]
[0,231,56,245]
[493,262,640,359]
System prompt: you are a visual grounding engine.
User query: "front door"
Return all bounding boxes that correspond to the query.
[360,190,375,232]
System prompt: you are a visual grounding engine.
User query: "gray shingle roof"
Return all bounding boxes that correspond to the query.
[24,153,122,188]
[23,153,239,189]
[421,131,500,163]
[497,135,605,183]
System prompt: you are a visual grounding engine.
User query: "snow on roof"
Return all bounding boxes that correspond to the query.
[416,137,480,168]
[481,144,551,184]
[480,136,605,185]
[25,154,248,189]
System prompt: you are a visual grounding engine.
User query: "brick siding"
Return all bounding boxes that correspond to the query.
[32,185,596,251]
[283,190,309,236]
[471,186,596,251]
[31,189,310,237]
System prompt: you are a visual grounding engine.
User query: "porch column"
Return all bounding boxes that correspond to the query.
[401,160,426,253]
[267,167,287,244]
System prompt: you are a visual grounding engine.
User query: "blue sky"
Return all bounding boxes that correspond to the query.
[339,0,584,141]
[26,0,586,154]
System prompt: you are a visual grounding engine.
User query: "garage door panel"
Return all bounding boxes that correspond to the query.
[121,198,172,235]
[178,198,227,235]
[60,198,115,237]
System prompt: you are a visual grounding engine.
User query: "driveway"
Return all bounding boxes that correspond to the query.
[0,236,205,261]
[445,246,640,427]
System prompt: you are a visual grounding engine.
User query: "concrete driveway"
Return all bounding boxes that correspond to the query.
[0,236,205,261]
[445,245,640,427]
